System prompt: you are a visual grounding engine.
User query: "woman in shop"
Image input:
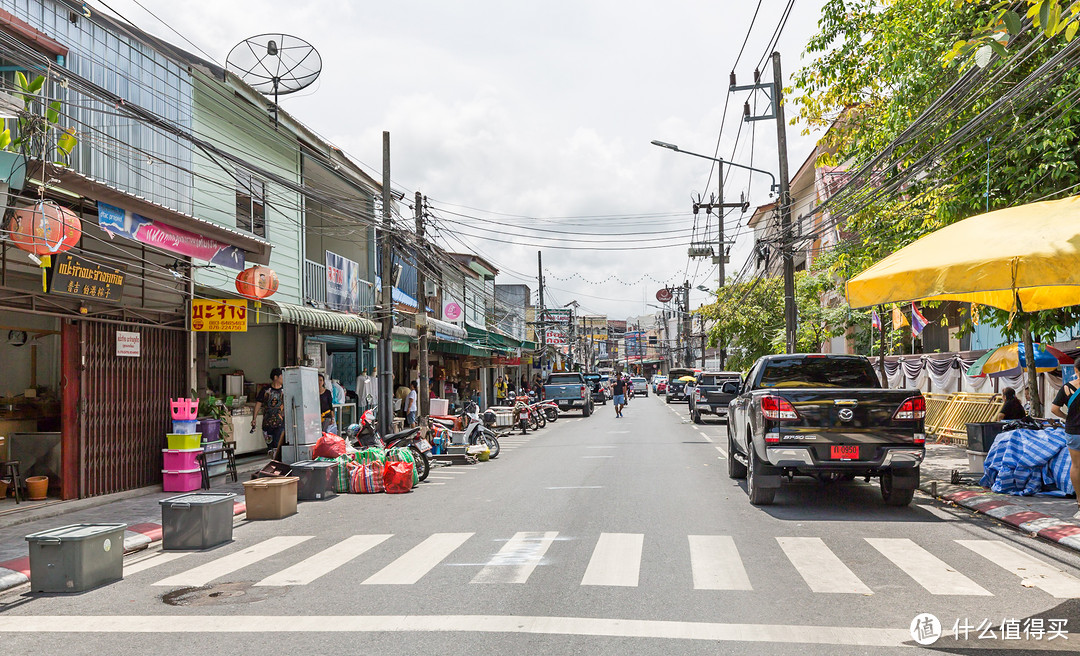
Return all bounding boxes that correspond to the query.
[318,373,335,433]
[251,367,285,460]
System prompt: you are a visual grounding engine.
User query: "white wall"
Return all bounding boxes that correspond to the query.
[0,311,61,398]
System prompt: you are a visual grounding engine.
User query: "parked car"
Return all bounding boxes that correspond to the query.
[656,380,668,394]
[665,368,695,403]
[583,373,607,405]
[652,375,667,394]
[542,372,593,416]
[727,354,925,507]
[630,376,649,397]
[689,371,742,424]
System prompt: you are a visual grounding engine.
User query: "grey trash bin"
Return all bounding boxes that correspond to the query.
[159,492,237,550]
[25,523,127,592]
[291,460,338,501]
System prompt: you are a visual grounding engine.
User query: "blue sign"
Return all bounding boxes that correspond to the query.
[325,250,360,312]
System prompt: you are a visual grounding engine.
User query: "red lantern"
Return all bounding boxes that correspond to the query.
[10,202,82,255]
[235,265,278,300]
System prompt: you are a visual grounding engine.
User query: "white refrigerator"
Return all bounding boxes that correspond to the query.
[282,366,320,463]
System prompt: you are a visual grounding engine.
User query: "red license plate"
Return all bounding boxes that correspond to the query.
[830,445,859,460]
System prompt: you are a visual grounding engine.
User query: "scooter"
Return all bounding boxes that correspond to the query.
[527,401,548,429]
[512,392,531,435]
[347,409,431,481]
[535,399,559,423]
[460,402,500,458]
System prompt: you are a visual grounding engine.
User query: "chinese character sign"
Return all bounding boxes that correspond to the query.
[325,250,360,313]
[191,299,248,332]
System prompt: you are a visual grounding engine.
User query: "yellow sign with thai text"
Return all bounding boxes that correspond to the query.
[191,299,248,332]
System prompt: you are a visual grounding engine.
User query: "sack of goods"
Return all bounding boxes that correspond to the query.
[385,447,419,486]
[358,447,386,466]
[383,461,415,494]
[313,432,346,459]
[317,453,356,493]
[350,460,385,494]
[467,444,491,461]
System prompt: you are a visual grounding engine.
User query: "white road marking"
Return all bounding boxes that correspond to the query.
[426,482,447,486]
[256,534,392,586]
[715,446,728,458]
[607,431,630,434]
[958,539,1080,598]
[865,538,990,596]
[124,551,189,575]
[586,446,617,449]
[427,476,454,480]
[362,533,473,585]
[688,536,752,590]
[471,531,559,584]
[153,536,312,587]
[0,614,915,646]
[581,533,644,587]
[545,486,604,490]
[776,537,872,594]
[581,456,613,459]
[915,503,956,521]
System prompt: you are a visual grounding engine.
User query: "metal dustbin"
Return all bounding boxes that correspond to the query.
[966,422,1005,452]
[290,460,337,501]
[25,523,127,592]
[159,492,237,550]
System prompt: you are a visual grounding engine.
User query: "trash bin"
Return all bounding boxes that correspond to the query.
[159,492,236,550]
[967,449,988,474]
[966,422,1005,452]
[241,476,299,520]
[290,460,337,501]
[24,523,127,592]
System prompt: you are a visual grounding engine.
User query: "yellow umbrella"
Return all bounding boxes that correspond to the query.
[846,195,1080,312]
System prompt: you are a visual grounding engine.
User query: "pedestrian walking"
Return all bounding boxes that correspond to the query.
[1050,364,1080,518]
[252,367,285,460]
[405,382,418,427]
[612,376,627,418]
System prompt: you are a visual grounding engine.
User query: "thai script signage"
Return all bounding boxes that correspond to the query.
[116,331,141,357]
[191,299,248,332]
[49,253,126,303]
[97,202,246,271]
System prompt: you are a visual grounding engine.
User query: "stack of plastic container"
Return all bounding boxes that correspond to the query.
[165,399,202,492]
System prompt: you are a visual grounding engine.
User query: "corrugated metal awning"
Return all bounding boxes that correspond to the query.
[426,317,467,340]
[268,301,378,337]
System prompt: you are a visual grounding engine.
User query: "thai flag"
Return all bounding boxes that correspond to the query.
[911,303,929,338]
[871,308,882,331]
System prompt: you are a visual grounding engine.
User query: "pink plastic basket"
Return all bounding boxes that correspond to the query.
[170,398,199,421]
[162,448,202,471]
[162,468,202,492]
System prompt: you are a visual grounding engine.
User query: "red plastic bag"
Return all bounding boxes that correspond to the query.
[350,461,385,493]
[313,432,346,459]
[383,461,414,494]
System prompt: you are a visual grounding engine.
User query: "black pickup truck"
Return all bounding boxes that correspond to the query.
[726,354,925,507]
[689,371,742,424]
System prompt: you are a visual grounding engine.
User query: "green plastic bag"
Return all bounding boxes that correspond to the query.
[358,447,386,465]
[386,447,419,486]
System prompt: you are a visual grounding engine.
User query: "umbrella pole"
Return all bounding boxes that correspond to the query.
[878,305,886,385]
[1022,324,1042,417]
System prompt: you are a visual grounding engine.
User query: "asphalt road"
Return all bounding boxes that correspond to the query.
[3,394,1080,654]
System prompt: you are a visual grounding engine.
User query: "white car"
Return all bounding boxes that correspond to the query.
[630,377,649,397]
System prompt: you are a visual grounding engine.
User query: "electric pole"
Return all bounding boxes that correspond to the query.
[682,281,692,367]
[537,251,545,376]
[378,131,394,437]
[773,51,797,355]
[415,191,429,419]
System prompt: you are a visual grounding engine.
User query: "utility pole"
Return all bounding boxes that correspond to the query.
[682,281,692,367]
[537,251,545,376]
[378,131,394,437]
[773,51,797,355]
[415,191,429,419]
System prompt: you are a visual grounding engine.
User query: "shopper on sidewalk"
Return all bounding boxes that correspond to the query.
[318,373,335,433]
[495,376,508,406]
[405,382,418,427]
[252,367,285,459]
[1050,364,1080,518]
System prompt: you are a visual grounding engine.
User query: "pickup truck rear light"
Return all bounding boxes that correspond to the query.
[695,389,702,400]
[761,396,799,421]
[893,396,926,420]
[913,433,926,445]
[580,385,587,399]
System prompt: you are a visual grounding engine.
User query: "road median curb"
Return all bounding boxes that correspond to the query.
[921,480,1080,552]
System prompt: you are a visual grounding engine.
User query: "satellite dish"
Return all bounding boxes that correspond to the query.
[226,34,322,126]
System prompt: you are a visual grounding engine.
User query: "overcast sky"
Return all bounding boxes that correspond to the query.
[105,0,827,320]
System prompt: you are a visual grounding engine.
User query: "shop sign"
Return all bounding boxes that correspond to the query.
[97,202,245,271]
[49,253,126,303]
[116,331,140,357]
[325,250,360,312]
[545,328,566,345]
[541,308,571,324]
[492,356,522,365]
[443,300,462,321]
[191,299,248,332]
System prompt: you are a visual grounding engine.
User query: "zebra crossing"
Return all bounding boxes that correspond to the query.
[128,531,1080,599]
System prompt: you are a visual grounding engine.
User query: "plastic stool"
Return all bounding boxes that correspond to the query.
[1,461,22,504]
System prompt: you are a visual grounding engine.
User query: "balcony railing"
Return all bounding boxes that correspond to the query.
[304,258,376,314]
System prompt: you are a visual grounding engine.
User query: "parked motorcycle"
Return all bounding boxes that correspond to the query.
[347,409,432,481]
[461,402,500,458]
[512,391,531,434]
[528,401,548,429]
[536,399,559,423]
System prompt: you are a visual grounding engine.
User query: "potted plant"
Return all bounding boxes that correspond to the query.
[197,395,229,443]
[0,71,78,190]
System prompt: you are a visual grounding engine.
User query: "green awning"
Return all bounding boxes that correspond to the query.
[466,325,522,350]
[520,340,537,351]
[269,301,378,337]
[432,340,493,357]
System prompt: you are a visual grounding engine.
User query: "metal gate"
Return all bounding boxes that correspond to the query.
[80,320,186,497]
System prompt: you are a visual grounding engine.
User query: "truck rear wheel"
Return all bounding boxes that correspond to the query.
[747,444,776,506]
[727,427,746,480]
[880,469,917,507]
[582,403,592,417]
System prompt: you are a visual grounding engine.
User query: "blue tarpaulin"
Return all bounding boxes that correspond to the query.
[979,427,1075,497]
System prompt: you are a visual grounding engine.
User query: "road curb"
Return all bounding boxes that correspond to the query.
[0,500,247,594]
[921,480,1080,552]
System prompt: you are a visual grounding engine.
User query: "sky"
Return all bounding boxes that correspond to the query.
[101,0,828,321]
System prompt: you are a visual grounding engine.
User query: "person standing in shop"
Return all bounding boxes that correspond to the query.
[1051,363,1080,519]
[318,373,334,432]
[252,367,285,459]
[495,376,509,406]
[405,382,418,427]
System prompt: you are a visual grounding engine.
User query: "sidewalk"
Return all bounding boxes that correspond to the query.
[920,441,1080,552]
[0,457,267,593]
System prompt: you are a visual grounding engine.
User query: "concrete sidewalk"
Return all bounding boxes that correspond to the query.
[920,441,1080,552]
[0,457,267,593]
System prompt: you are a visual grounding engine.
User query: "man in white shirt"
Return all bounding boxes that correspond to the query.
[405,382,418,427]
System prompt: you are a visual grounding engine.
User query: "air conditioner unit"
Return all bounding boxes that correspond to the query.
[424,280,439,297]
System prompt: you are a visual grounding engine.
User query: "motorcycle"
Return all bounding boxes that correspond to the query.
[347,409,432,481]
[535,399,559,423]
[527,401,548,430]
[512,391,531,434]
[461,402,500,458]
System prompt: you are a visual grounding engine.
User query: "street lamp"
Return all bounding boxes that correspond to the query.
[650,140,778,192]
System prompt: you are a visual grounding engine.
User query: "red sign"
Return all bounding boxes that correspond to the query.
[493,356,522,365]
[656,288,673,303]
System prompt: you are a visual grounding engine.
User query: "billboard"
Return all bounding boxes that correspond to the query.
[325,250,361,313]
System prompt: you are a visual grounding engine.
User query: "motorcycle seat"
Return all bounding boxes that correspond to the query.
[384,427,421,442]
[429,418,455,428]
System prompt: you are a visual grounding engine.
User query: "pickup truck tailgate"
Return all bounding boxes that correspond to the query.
[775,389,922,459]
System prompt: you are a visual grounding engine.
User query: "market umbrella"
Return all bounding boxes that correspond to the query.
[845,195,1080,414]
[965,342,1073,378]
[678,375,696,382]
